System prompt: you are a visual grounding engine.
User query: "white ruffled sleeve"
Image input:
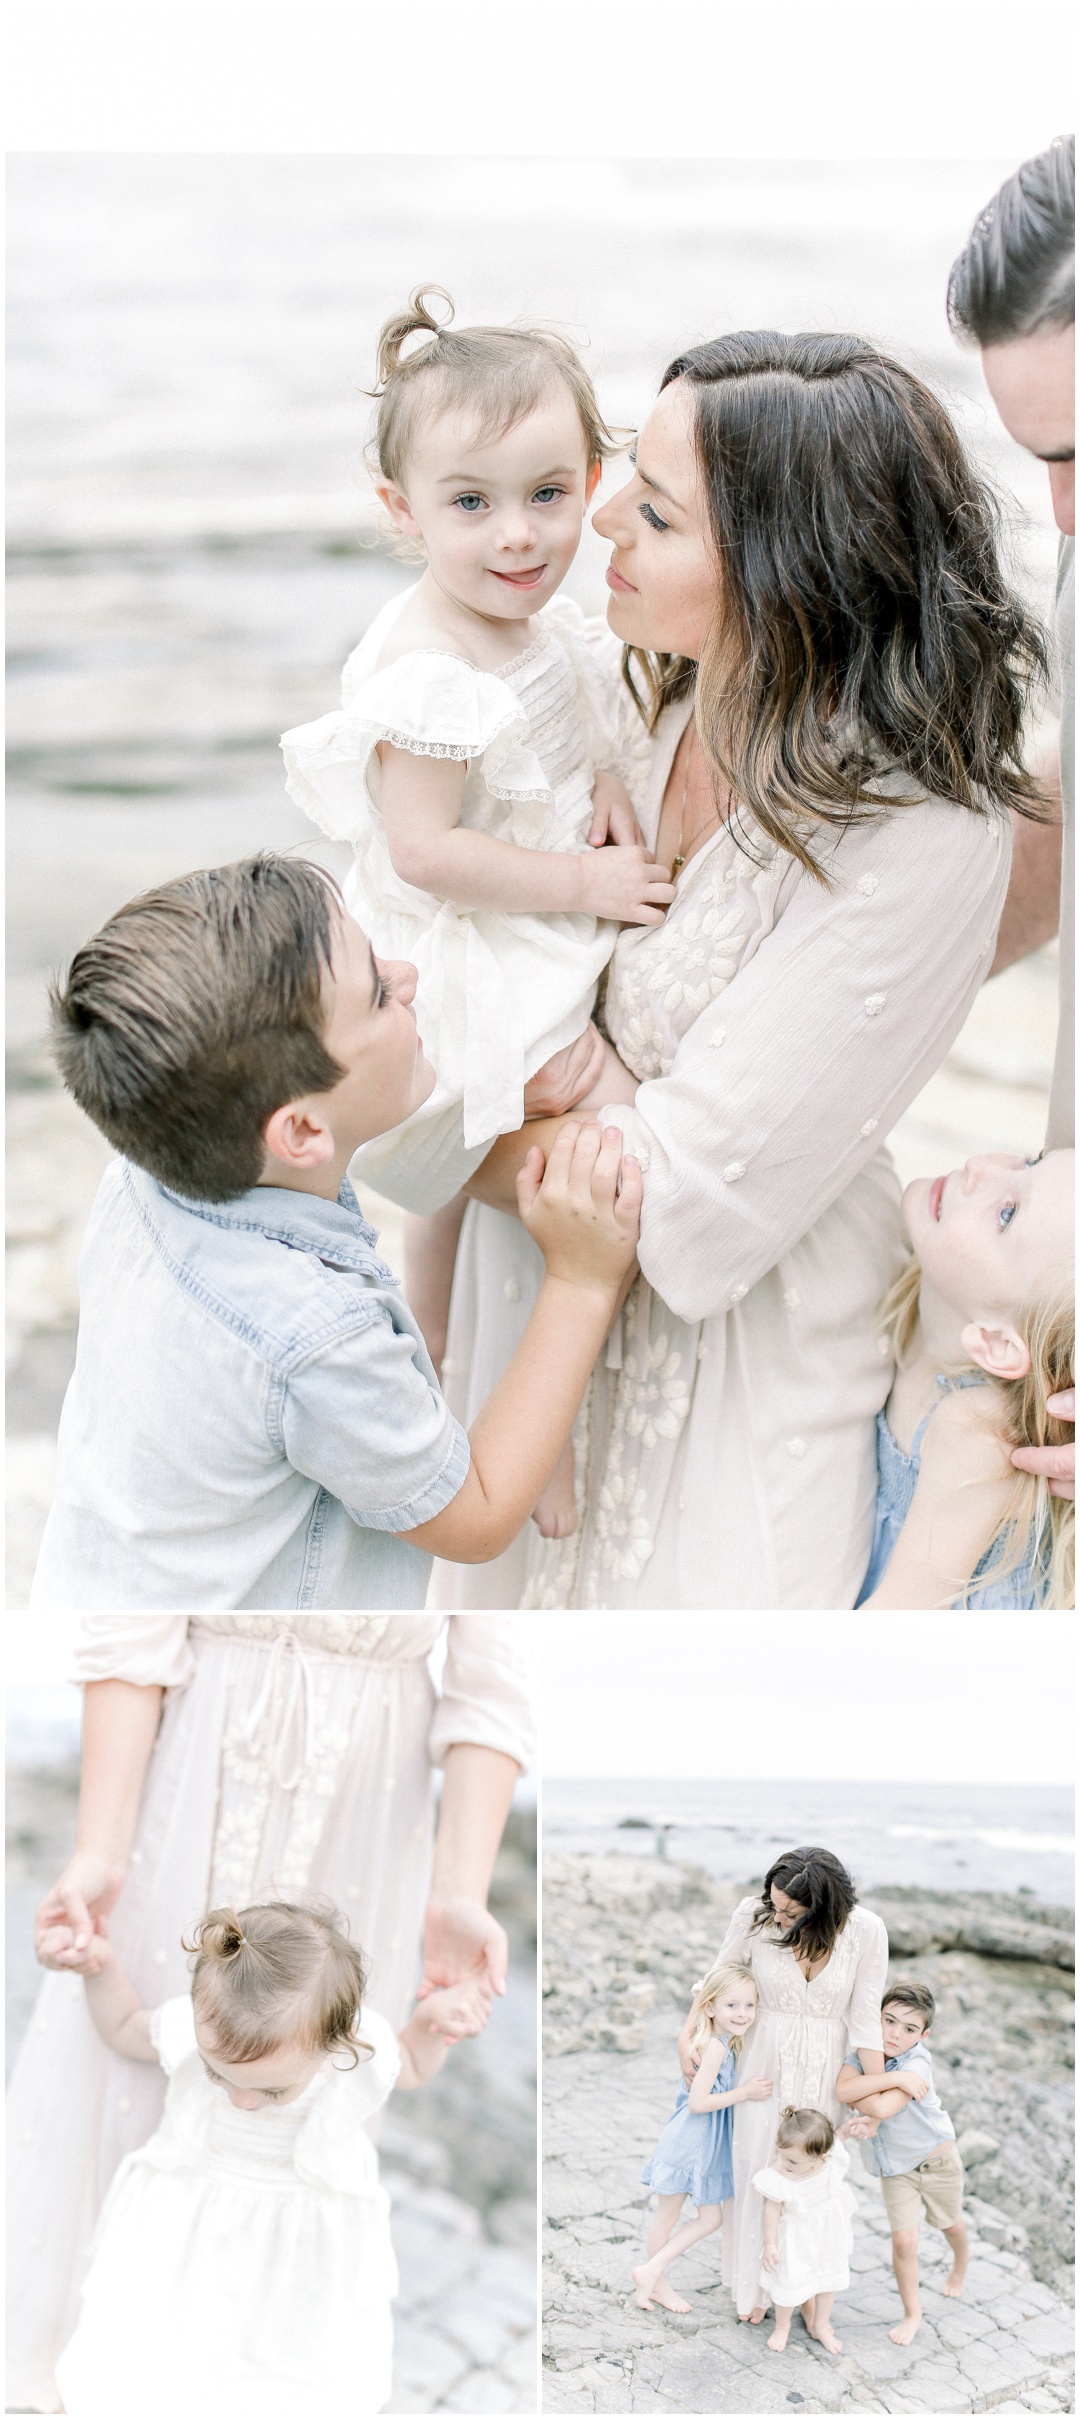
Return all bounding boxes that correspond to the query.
[295,2009,401,2200]
[149,1994,199,2077]
[600,793,1010,1322]
[427,1615,536,1771]
[280,651,553,846]
[752,2165,792,2203]
[71,1617,195,1689]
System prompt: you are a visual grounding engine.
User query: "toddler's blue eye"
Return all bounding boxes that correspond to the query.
[639,499,669,533]
[454,494,484,512]
[999,1200,1018,1230]
[532,485,560,504]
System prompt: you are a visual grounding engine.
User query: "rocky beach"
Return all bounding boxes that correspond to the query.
[543,1854,1074,2415]
[6,1764,537,2415]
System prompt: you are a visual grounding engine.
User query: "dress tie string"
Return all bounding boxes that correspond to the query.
[233,1631,314,1793]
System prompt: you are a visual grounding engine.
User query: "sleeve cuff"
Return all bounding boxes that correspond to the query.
[343,1416,471,1534]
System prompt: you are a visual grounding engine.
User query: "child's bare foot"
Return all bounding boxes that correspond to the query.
[767,2322,790,2351]
[941,2261,967,2298]
[531,1441,577,1538]
[889,2310,923,2344]
[745,2304,768,2324]
[808,2317,842,2353]
[631,2263,690,2313]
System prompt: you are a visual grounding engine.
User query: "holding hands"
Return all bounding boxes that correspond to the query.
[34,1847,125,1976]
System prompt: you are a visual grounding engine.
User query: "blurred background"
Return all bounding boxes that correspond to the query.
[6,152,1064,1604]
[6,1622,537,2412]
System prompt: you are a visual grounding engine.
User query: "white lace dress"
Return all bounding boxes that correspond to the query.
[280,585,623,1208]
[56,1997,401,2418]
[712,1897,888,2315]
[5,1614,533,2413]
[432,659,1011,1609]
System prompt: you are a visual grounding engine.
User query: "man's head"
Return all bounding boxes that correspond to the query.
[881,1981,935,2056]
[948,138,1075,534]
[49,855,433,1202]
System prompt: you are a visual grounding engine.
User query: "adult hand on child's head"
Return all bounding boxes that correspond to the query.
[417,1894,508,2006]
[34,1850,125,1971]
[1011,1388,1075,1498]
[523,1027,606,1120]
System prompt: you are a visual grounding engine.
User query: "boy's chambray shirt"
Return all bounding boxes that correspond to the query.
[848,2044,956,2178]
[31,1163,471,1609]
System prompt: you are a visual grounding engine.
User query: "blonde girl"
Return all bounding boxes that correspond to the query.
[632,1960,771,2313]
[858,1146,1074,1608]
[55,1900,490,2418]
[281,289,668,1538]
[754,2106,857,2356]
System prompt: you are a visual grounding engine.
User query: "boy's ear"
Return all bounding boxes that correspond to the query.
[960,1318,1032,1381]
[375,480,422,539]
[261,1100,336,1176]
[584,459,603,505]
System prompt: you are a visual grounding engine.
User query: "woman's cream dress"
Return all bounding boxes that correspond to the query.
[712,1896,888,2315]
[6,1614,533,2413]
[434,672,1011,1610]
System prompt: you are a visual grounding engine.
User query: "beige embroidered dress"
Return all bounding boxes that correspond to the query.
[711,1897,887,2315]
[5,1614,533,2413]
[434,673,1011,1610]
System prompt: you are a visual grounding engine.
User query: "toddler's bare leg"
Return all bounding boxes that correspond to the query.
[805,2290,841,2353]
[888,2226,923,2343]
[767,2304,793,2350]
[404,1196,468,1377]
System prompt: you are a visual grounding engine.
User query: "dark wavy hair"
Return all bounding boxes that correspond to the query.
[623,329,1048,878]
[948,137,1074,345]
[750,1846,858,1967]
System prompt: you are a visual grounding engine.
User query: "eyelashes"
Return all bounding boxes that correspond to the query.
[999,1200,1018,1230]
[639,500,669,532]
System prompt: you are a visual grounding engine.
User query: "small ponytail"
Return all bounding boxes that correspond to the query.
[186,1899,373,2069]
[373,286,455,390]
[184,1909,249,1960]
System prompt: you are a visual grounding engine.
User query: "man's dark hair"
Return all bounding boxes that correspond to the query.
[948,136,1075,345]
[882,1979,936,2030]
[49,854,347,1202]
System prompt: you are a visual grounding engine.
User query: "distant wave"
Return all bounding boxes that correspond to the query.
[887,1824,1074,1856]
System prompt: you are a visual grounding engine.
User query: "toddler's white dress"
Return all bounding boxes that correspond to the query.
[55,1996,401,2419]
[280,585,623,1210]
[752,2139,856,2306]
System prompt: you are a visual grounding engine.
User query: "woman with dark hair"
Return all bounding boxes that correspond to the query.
[435,328,1045,1609]
[675,1847,888,2320]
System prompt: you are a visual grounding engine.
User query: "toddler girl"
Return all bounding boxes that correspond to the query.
[281,288,666,1538]
[632,1961,771,2313]
[858,1146,1074,1608]
[754,2106,857,2355]
[55,1899,491,2418]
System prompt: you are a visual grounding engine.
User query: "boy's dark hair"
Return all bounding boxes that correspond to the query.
[948,137,1075,345]
[49,855,347,1202]
[882,1980,936,2030]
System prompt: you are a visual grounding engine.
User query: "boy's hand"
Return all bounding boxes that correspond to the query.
[740,2076,774,2102]
[761,2242,780,2271]
[517,1122,641,1295]
[588,770,644,852]
[577,841,675,927]
[840,2115,877,2139]
[523,1026,607,1119]
[895,2069,930,2101]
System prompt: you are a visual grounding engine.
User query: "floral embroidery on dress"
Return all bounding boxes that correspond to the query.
[193,1617,393,1656]
[606,846,750,1080]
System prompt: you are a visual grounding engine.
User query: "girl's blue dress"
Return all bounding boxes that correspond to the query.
[856,1373,1041,1609]
[640,2039,735,2204]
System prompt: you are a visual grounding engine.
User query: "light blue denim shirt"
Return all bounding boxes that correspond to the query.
[31,1162,471,1610]
[848,2043,956,2179]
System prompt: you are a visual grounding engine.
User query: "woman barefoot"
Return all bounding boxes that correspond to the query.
[632,1963,770,2313]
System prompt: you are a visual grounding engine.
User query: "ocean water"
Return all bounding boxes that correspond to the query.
[543,1775,1075,1903]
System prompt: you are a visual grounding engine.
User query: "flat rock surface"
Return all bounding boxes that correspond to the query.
[543,1857,1074,2415]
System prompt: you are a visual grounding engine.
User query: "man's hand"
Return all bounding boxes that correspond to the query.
[588,769,643,851]
[1012,1389,1075,1499]
[523,1027,606,1120]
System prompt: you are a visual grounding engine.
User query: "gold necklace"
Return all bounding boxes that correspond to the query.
[671,726,722,877]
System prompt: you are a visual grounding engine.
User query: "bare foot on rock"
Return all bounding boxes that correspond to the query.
[767,2323,790,2351]
[745,2304,768,2324]
[808,2318,842,2353]
[631,2264,691,2314]
[888,2310,922,2344]
[941,2263,967,2298]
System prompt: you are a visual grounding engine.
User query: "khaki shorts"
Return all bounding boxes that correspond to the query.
[880,2140,965,2232]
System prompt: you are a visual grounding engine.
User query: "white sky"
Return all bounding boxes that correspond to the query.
[541,1614,1075,1784]
[5,1,1071,159]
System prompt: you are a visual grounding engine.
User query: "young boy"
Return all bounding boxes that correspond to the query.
[837,1981,968,2345]
[31,853,642,1608]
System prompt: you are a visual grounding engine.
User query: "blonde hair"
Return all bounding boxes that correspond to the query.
[368,286,622,489]
[775,2105,834,2159]
[184,1900,373,2068]
[879,1254,1074,1609]
[686,1959,756,2060]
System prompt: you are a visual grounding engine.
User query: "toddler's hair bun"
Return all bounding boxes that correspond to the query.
[375,286,456,390]
[186,1909,249,1961]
